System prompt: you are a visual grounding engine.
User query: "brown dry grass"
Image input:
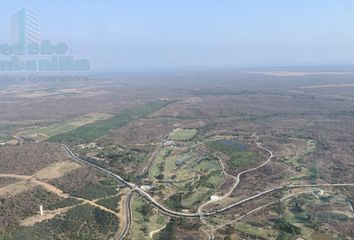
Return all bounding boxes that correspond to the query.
[33,161,81,180]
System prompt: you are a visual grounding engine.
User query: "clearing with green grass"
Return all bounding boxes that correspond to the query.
[207,139,258,170]
[47,100,172,143]
[18,113,112,141]
[131,196,168,239]
[169,128,198,141]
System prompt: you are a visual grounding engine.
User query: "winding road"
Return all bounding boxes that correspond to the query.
[198,137,275,216]
[62,143,354,240]
[63,144,200,217]
[198,137,275,239]
[63,144,354,217]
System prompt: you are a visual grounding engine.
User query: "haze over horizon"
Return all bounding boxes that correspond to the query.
[1,0,354,72]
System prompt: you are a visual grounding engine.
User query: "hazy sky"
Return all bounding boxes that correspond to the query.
[1,1,354,71]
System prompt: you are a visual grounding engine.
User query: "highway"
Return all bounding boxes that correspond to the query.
[63,144,354,220]
[116,142,163,240]
[116,191,133,240]
[63,144,201,218]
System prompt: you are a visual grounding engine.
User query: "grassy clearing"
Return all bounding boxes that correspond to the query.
[33,161,81,180]
[235,222,276,239]
[147,143,224,210]
[169,128,198,141]
[282,196,315,238]
[148,146,200,181]
[181,171,224,208]
[283,140,316,181]
[203,171,224,186]
[131,196,168,239]
[0,177,21,188]
[164,154,188,178]
[131,197,146,239]
[289,167,312,180]
[146,128,226,210]
[48,100,172,143]
[278,192,352,239]
[149,215,168,239]
[0,134,12,142]
[193,157,220,172]
[148,147,172,178]
[159,152,201,181]
[18,113,112,141]
[228,151,256,169]
[182,186,212,208]
[206,139,257,170]
[0,181,34,197]
[283,140,315,166]
[206,139,248,155]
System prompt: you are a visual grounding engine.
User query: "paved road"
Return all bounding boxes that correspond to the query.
[198,137,275,239]
[63,144,354,219]
[290,183,354,188]
[198,137,275,216]
[116,191,133,240]
[210,190,313,239]
[63,144,200,218]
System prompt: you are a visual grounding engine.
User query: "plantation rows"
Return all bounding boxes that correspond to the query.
[96,195,121,213]
[3,204,119,240]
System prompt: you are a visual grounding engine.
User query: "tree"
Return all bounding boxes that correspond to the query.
[156,173,165,180]
[140,203,153,219]
[158,219,177,240]
[275,217,301,235]
[276,232,290,240]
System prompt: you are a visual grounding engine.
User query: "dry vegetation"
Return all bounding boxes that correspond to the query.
[0,70,354,239]
[0,143,67,175]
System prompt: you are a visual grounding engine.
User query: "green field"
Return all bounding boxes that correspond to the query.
[47,100,172,143]
[281,140,316,181]
[235,222,276,239]
[182,171,224,208]
[148,147,204,181]
[271,192,352,240]
[131,196,168,239]
[169,129,198,141]
[207,139,257,170]
[18,113,113,141]
[147,142,225,210]
[206,139,248,155]
[0,134,12,142]
[148,148,173,178]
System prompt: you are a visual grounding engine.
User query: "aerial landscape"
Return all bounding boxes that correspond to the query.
[1,69,354,239]
[1,1,354,240]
